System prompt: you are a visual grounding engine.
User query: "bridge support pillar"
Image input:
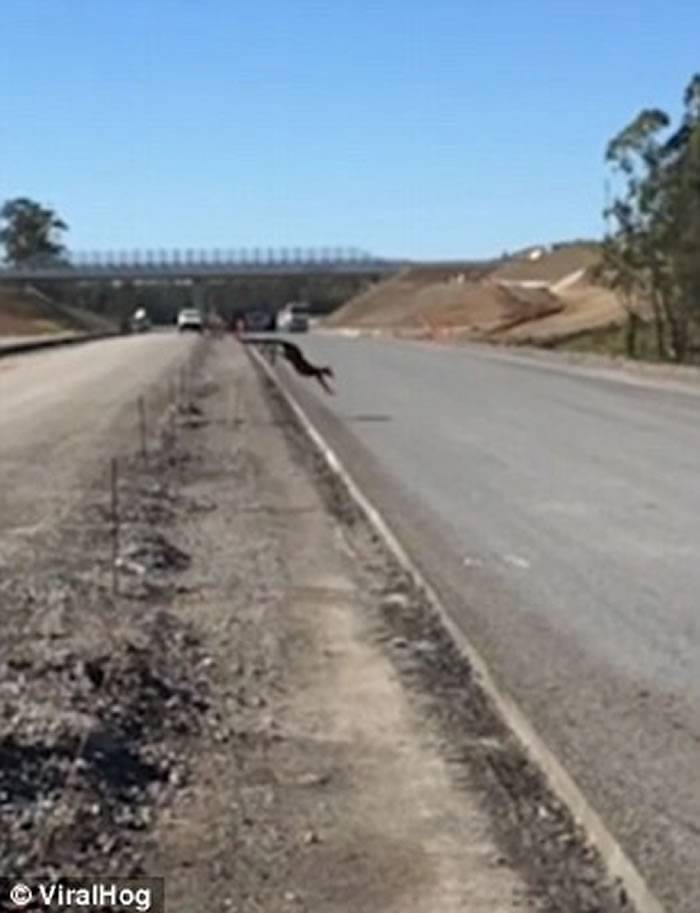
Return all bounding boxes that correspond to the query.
[192,280,207,315]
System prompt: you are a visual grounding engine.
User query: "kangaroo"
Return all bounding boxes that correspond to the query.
[241,337,335,395]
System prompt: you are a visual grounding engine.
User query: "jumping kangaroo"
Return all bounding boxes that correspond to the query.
[241,336,335,395]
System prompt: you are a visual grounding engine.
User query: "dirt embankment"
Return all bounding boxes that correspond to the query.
[0,285,114,337]
[491,243,600,284]
[326,243,625,347]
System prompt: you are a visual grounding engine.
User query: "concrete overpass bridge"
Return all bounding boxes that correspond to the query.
[0,247,407,283]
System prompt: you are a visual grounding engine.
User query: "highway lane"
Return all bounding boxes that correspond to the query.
[276,334,700,913]
[0,332,195,561]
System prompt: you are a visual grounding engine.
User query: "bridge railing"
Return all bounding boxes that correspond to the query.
[0,247,392,277]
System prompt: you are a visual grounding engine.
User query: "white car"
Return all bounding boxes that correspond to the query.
[177,308,204,332]
[130,307,151,332]
[277,303,309,332]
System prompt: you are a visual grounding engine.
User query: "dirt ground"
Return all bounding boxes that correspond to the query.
[497,282,624,346]
[0,287,65,336]
[0,337,632,912]
[0,286,114,338]
[489,245,600,284]
[324,244,625,347]
[324,270,561,334]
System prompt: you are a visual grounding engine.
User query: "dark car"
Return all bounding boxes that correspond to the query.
[245,310,275,332]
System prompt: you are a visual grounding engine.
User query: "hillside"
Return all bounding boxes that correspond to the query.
[491,242,600,283]
[324,264,491,327]
[325,243,625,346]
[0,285,116,337]
[498,279,624,346]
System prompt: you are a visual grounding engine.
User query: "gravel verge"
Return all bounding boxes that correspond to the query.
[0,347,212,890]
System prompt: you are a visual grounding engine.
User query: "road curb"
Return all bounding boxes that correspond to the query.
[249,345,668,913]
[0,331,119,359]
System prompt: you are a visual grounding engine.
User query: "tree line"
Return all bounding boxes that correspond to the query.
[600,73,700,361]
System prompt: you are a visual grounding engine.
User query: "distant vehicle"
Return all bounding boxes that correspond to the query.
[277,303,310,333]
[245,310,275,332]
[177,307,204,332]
[130,307,151,333]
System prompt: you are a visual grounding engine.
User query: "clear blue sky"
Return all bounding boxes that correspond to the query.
[1,0,699,259]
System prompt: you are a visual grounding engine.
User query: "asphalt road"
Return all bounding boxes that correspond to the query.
[0,333,194,563]
[277,334,700,913]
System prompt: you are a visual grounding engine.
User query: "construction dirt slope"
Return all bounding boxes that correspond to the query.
[0,285,114,337]
[326,243,625,346]
[491,243,600,283]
